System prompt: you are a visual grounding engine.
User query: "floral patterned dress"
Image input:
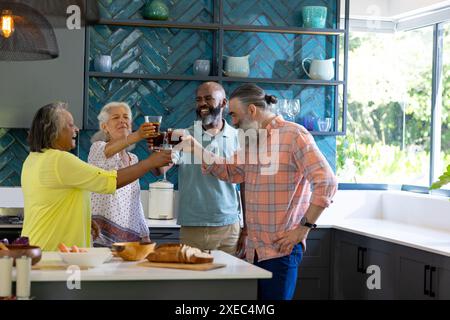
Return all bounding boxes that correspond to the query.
[88,141,149,247]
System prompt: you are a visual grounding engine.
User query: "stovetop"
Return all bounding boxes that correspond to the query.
[0,216,24,225]
[0,208,24,225]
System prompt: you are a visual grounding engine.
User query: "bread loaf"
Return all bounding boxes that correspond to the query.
[147,243,213,264]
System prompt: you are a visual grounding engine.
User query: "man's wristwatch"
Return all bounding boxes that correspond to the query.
[300,216,317,229]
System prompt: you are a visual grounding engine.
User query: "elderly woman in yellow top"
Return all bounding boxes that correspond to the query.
[21,102,172,251]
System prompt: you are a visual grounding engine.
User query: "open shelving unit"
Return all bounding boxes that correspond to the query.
[85,0,349,135]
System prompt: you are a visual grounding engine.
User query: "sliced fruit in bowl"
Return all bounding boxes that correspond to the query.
[58,247,112,268]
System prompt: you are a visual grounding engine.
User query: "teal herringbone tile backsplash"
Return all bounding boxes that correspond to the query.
[0,0,338,188]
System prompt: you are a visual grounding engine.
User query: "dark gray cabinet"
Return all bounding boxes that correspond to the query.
[333,230,450,300]
[0,228,22,243]
[333,238,366,299]
[436,263,450,299]
[397,245,450,300]
[398,256,436,299]
[149,227,180,244]
[364,241,396,300]
[333,230,396,300]
[294,229,332,300]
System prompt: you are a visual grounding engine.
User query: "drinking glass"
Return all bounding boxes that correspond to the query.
[167,128,184,146]
[287,99,300,120]
[144,116,162,137]
[144,115,162,150]
[317,117,332,132]
[160,134,173,181]
[276,99,289,118]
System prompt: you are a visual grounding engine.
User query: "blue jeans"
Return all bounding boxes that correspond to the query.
[254,244,303,300]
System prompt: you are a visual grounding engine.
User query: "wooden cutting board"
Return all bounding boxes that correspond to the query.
[32,263,91,271]
[138,261,226,271]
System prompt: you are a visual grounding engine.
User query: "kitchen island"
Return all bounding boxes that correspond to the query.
[19,251,271,300]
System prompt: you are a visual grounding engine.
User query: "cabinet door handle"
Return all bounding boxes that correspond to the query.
[356,247,362,273]
[356,247,366,273]
[361,248,367,274]
[430,266,436,298]
[424,265,430,296]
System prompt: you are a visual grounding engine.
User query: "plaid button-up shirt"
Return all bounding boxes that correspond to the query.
[203,116,338,263]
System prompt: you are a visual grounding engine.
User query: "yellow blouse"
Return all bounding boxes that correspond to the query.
[21,149,117,251]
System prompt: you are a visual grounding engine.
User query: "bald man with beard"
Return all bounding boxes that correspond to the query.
[153,82,245,256]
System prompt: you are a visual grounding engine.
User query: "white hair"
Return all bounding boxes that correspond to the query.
[91,102,133,143]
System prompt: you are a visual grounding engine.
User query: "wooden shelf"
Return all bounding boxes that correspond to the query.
[223,25,344,35]
[221,77,344,86]
[88,72,220,82]
[97,19,344,36]
[97,19,219,30]
[89,72,343,86]
[88,71,344,86]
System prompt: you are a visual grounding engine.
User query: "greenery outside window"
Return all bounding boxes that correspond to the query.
[337,27,437,186]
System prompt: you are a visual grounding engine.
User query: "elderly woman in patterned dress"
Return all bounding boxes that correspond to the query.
[89,102,154,246]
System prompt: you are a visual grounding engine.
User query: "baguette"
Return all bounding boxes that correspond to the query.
[147,243,213,264]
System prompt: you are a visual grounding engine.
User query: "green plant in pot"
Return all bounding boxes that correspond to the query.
[143,0,169,21]
[430,164,450,196]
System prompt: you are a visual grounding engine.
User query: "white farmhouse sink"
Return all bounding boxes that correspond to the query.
[322,190,450,233]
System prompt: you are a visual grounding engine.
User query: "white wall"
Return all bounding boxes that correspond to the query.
[389,0,450,18]
[343,0,390,19]
[0,26,85,128]
[342,0,450,19]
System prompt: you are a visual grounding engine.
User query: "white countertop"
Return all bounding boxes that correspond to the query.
[314,190,450,257]
[22,250,272,282]
[332,218,450,257]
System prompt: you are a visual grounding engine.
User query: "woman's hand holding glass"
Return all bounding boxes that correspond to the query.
[147,149,173,168]
[137,122,156,139]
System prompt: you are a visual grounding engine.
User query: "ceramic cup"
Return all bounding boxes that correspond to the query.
[94,55,112,72]
[302,6,327,28]
[193,59,210,76]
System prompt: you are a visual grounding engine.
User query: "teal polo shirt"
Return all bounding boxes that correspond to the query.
[174,120,241,226]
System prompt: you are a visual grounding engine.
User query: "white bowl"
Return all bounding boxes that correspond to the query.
[59,248,112,267]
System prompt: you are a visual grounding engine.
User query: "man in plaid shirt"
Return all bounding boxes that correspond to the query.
[179,83,337,300]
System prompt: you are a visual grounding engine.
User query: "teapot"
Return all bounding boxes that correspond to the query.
[223,55,250,77]
[302,58,335,80]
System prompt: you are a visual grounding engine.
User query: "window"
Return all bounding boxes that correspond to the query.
[337,27,434,186]
[438,23,450,189]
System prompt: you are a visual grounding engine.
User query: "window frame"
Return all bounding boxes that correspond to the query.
[342,20,449,197]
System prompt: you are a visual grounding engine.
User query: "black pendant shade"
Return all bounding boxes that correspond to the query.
[8,0,100,25]
[0,2,59,61]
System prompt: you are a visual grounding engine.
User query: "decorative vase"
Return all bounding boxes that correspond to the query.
[193,59,210,76]
[143,0,169,21]
[94,55,112,72]
[223,55,250,77]
[302,6,327,28]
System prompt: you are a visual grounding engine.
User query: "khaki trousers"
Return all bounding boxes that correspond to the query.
[180,221,241,256]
